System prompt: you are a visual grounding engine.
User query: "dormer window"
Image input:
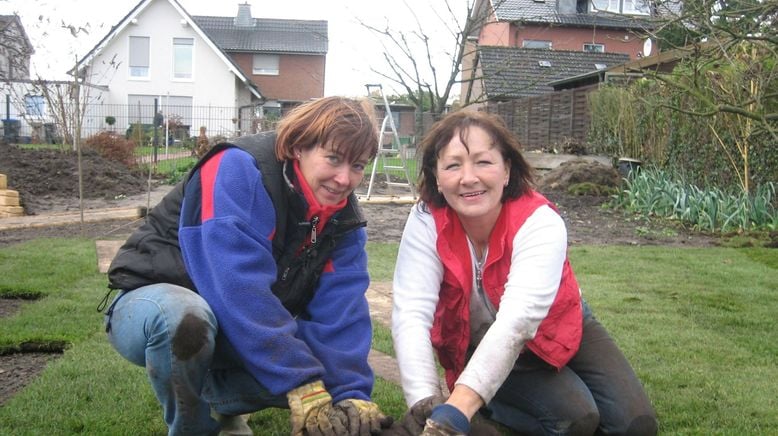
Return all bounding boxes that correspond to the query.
[523,40,552,49]
[584,43,605,53]
[590,0,650,15]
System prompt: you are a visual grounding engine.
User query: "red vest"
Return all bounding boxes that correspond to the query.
[429,192,583,391]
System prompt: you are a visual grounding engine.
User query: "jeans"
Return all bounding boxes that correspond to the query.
[483,302,658,435]
[105,283,287,436]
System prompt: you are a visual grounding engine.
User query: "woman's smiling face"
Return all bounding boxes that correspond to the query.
[297,143,369,206]
[435,126,510,225]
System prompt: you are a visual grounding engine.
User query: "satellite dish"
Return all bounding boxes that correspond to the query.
[642,38,653,57]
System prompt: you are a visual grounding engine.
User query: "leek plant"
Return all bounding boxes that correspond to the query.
[612,166,777,233]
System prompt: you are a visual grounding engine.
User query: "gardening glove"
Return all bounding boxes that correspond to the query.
[398,394,445,435]
[333,399,394,435]
[420,404,470,436]
[286,380,335,436]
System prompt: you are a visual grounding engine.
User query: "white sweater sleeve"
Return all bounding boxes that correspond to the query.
[391,205,445,407]
[456,205,568,403]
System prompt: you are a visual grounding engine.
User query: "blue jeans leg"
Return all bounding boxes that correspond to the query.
[106,284,220,436]
[203,334,288,416]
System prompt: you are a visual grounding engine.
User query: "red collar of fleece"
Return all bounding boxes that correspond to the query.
[292,159,347,231]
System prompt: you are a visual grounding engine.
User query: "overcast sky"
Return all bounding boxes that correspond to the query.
[1,0,468,98]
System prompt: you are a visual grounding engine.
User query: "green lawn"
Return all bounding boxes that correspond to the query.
[0,239,776,434]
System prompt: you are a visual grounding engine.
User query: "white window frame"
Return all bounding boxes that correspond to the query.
[252,54,279,75]
[522,40,552,49]
[172,37,194,80]
[129,36,150,79]
[590,0,650,15]
[583,43,605,53]
[623,0,651,15]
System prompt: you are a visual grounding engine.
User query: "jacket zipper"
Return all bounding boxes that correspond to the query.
[475,256,496,318]
[310,215,320,244]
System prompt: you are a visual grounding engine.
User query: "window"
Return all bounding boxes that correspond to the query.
[24,95,45,117]
[623,0,651,14]
[590,0,649,15]
[522,40,552,49]
[129,36,150,78]
[173,38,193,79]
[253,54,279,75]
[583,43,605,53]
[128,94,157,124]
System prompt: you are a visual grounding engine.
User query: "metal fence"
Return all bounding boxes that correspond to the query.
[3,102,287,147]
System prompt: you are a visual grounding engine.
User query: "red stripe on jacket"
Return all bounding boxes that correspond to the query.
[200,150,227,222]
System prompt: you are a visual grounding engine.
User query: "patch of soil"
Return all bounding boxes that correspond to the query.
[0,146,718,406]
[0,352,59,405]
[0,142,150,215]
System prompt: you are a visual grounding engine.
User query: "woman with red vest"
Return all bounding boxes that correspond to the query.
[391,111,657,435]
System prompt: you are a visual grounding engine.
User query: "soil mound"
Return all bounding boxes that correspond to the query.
[0,143,150,214]
[537,159,621,192]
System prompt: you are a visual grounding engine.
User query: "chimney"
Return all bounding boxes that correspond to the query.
[234,2,255,27]
[557,0,577,14]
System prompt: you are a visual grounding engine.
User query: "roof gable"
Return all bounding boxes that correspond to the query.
[478,45,629,98]
[193,16,327,54]
[75,0,260,97]
[0,14,34,53]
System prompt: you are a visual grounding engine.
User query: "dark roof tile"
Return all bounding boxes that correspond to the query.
[193,16,327,54]
[478,46,629,99]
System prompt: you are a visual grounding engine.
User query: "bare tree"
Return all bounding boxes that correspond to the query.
[359,0,500,137]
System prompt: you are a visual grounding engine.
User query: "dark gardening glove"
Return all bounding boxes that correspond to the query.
[397,394,444,435]
[286,380,335,436]
[332,399,394,435]
[421,404,470,436]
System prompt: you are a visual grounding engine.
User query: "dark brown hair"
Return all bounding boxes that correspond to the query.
[275,96,379,164]
[417,110,534,207]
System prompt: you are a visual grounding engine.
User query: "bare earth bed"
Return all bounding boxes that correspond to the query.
[0,143,718,405]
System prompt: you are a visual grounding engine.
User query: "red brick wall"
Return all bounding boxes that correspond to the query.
[478,22,648,59]
[230,52,326,101]
[517,24,646,59]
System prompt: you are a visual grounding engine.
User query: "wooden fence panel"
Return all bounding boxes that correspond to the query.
[483,85,597,151]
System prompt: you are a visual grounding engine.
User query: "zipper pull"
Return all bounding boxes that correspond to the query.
[310,215,320,244]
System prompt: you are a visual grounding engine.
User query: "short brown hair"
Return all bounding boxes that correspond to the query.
[275,96,379,164]
[417,110,534,207]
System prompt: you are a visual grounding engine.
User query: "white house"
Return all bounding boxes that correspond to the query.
[76,0,327,140]
[77,0,264,138]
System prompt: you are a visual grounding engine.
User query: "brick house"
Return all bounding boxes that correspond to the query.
[462,0,681,103]
[193,3,327,115]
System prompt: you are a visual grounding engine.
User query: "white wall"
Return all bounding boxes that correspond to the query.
[85,0,241,129]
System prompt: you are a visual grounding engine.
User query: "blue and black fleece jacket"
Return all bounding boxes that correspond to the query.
[110,136,375,402]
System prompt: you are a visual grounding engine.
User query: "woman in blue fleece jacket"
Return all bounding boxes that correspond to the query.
[104,97,392,436]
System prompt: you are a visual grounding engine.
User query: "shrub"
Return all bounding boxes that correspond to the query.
[84,131,137,167]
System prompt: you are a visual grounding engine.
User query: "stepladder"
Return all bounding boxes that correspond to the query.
[364,84,416,200]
